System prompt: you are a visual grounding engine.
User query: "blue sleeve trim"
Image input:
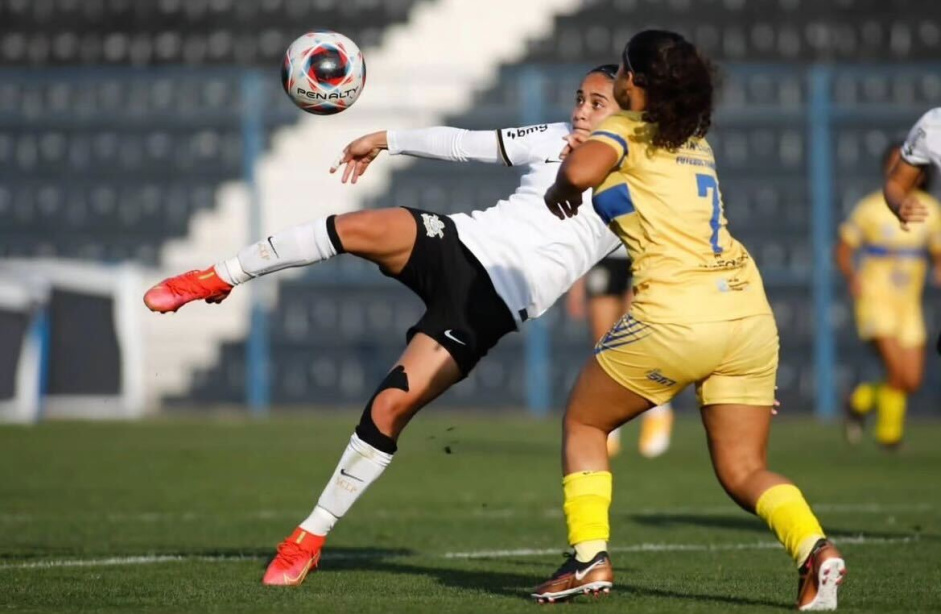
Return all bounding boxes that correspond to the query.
[593,131,629,166]
[591,183,635,225]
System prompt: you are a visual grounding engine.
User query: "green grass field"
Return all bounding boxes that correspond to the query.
[1,413,939,613]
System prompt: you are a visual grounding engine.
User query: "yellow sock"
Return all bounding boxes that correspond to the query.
[755,484,825,567]
[563,471,612,561]
[849,381,878,414]
[875,386,906,445]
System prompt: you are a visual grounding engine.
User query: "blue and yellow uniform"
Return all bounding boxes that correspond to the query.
[587,111,776,406]
[839,189,941,347]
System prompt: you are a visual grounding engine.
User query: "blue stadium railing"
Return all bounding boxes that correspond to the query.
[2,63,939,418]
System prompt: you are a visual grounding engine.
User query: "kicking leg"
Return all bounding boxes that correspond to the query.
[144,208,418,312]
[263,333,461,586]
[701,403,845,610]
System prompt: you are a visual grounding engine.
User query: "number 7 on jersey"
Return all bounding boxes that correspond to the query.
[697,173,723,254]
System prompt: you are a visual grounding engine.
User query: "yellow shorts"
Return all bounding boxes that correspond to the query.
[594,313,779,407]
[855,296,925,347]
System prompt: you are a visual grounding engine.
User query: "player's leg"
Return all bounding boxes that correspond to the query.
[701,315,843,610]
[701,403,845,611]
[143,208,418,312]
[844,299,883,442]
[532,356,654,603]
[265,208,514,586]
[585,292,627,457]
[872,335,924,448]
[263,332,462,586]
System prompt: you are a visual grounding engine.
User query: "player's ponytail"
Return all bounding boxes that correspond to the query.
[623,30,715,151]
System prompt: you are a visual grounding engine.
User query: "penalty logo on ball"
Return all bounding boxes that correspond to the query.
[282,31,366,115]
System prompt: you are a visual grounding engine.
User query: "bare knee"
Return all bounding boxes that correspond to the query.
[369,390,416,437]
[900,371,922,393]
[885,370,920,394]
[713,457,767,507]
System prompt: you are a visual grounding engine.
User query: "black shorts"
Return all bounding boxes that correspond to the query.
[585,257,632,299]
[384,207,517,375]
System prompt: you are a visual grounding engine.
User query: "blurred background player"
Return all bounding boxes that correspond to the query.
[567,246,674,458]
[885,107,941,356]
[836,142,941,448]
[533,31,844,610]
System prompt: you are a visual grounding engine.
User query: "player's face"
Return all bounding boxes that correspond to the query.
[571,73,616,135]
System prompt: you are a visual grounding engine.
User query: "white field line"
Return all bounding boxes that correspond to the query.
[443,534,918,559]
[0,502,932,524]
[0,534,919,570]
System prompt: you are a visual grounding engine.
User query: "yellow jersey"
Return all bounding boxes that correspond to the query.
[588,111,771,323]
[838,189,941,300]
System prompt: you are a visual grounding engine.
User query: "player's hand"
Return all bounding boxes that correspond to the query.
[560,132,588,160]
[894,193,929,231]
[545,184,583,220]
[331,131,387,184]
[772,387,781,416]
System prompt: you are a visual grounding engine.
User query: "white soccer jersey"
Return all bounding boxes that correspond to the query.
[901,107,941,170]
[448,123,621,323]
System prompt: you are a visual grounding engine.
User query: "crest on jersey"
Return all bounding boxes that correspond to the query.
[422,213,445,239]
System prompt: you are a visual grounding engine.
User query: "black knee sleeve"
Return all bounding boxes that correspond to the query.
[355,365,410,455]
[326,214,346,254]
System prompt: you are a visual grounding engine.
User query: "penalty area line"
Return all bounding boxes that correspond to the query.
[0,534,918,570]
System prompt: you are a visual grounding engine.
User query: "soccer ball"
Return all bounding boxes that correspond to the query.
[281,31,366,115]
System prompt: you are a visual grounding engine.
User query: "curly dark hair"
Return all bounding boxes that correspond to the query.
[623,30,715,150]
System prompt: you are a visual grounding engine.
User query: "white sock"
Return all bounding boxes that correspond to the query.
[298,433,393,536]
[214,217,339,286]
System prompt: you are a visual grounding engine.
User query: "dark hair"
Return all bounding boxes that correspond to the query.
[587,64,619,80]
[622,30,715,150]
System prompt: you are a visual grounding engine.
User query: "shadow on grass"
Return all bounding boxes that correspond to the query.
[626,513,767,534]
[624,512,929,542]
[322,554,789,609]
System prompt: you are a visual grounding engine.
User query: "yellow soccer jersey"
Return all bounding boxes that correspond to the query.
[838,189,941,300]
[588,111,771,323]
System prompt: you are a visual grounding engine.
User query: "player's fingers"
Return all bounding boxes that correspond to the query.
[353,159,370,184]
[341,159,355,184]
[329,150,347,173]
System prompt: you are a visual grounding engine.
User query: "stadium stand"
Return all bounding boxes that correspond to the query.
[190,0,941,410]
[2,0,939,411]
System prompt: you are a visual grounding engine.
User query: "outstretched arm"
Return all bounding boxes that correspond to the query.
[331,128,500,184]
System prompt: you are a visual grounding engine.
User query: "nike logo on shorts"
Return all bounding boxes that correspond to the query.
[443,329,466,346]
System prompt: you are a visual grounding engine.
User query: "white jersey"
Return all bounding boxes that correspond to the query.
[901,107,941,170]
[449,122,621,324]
